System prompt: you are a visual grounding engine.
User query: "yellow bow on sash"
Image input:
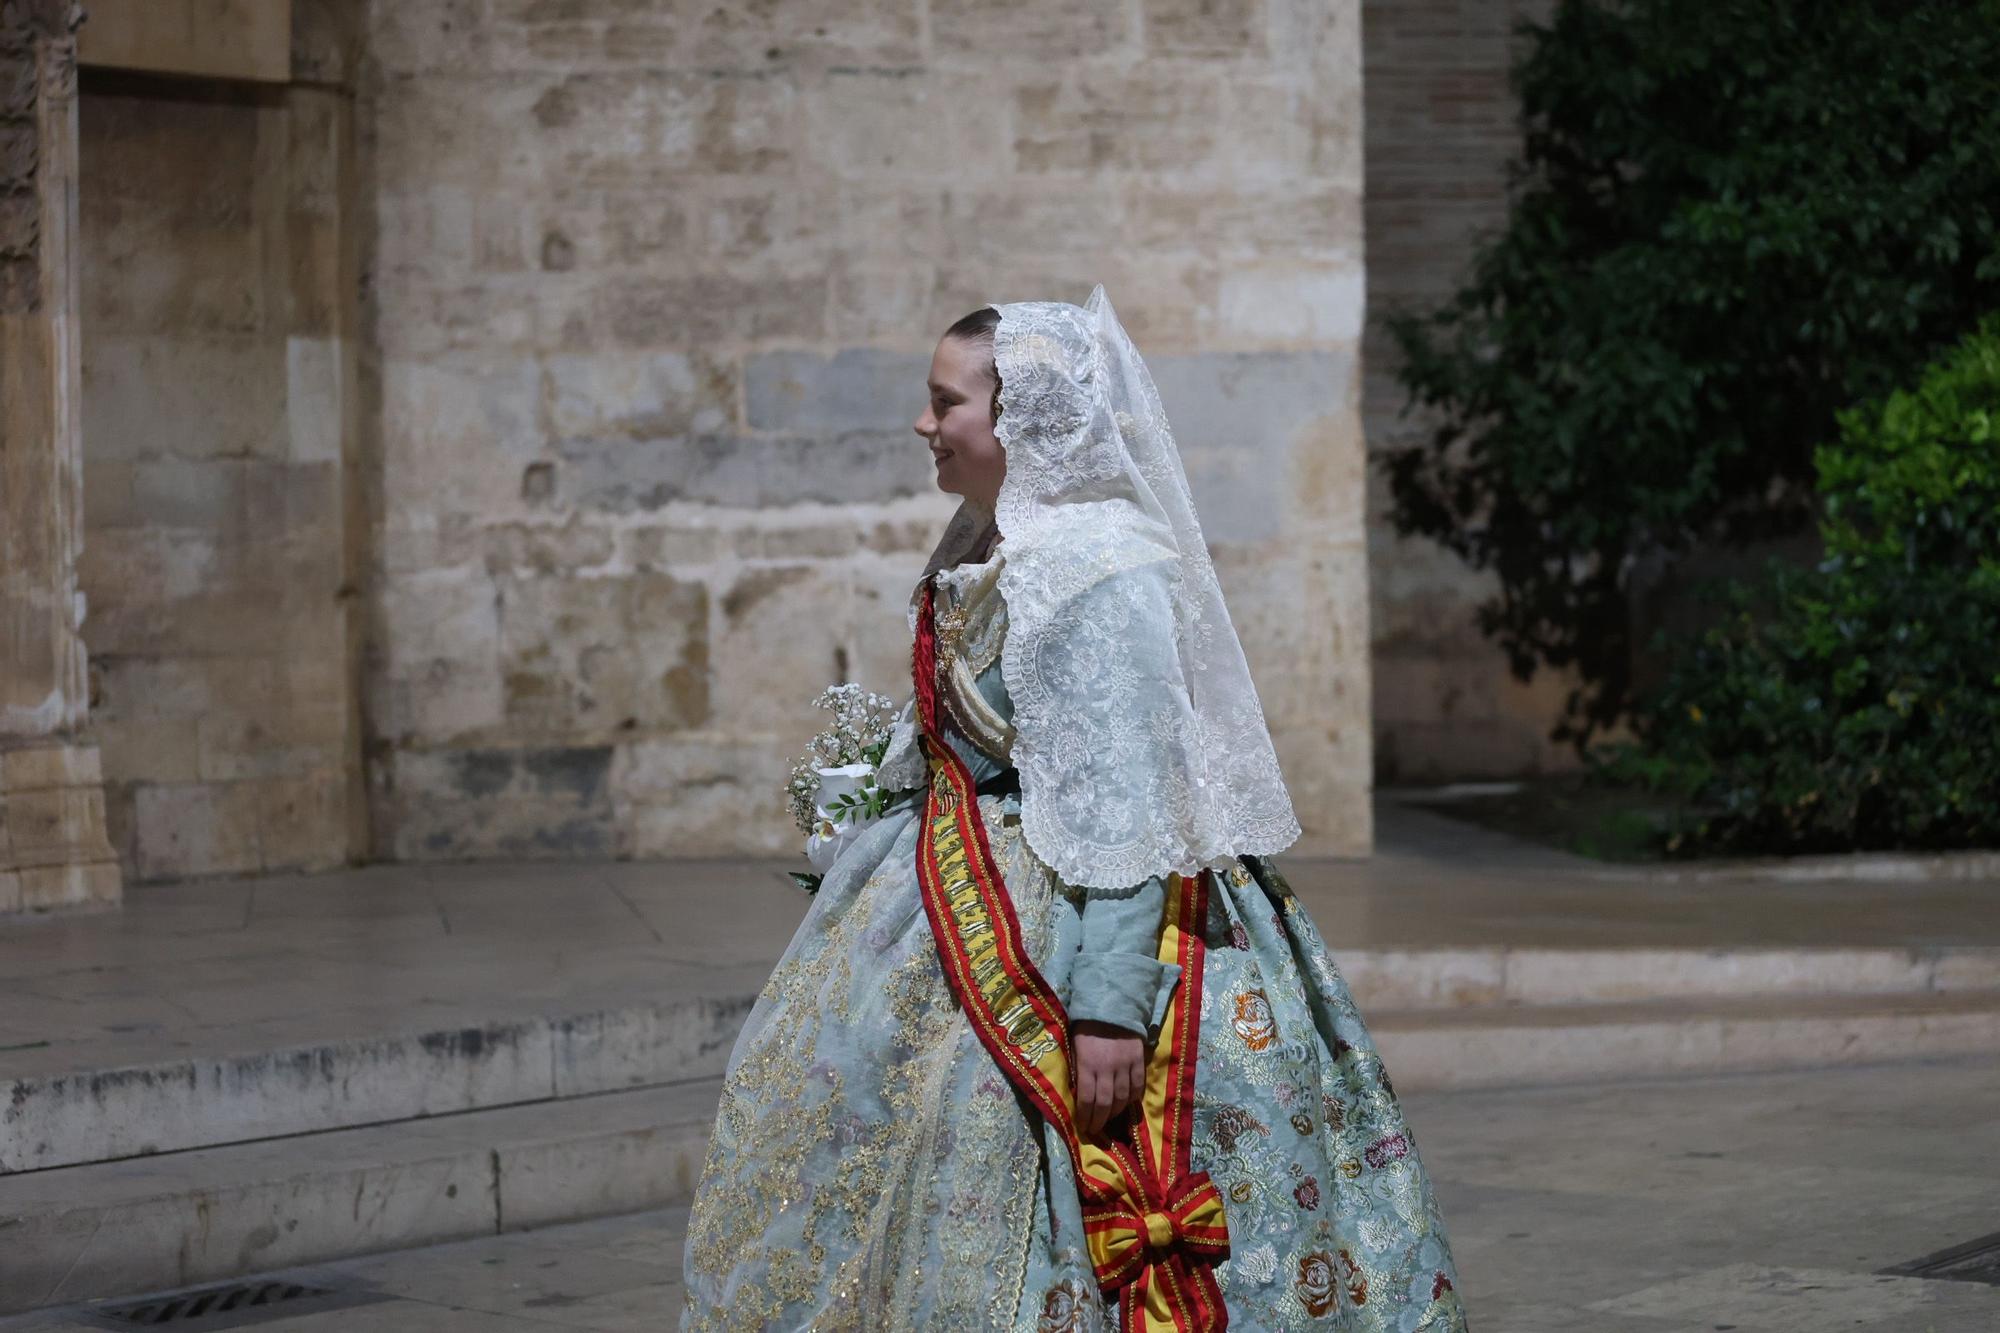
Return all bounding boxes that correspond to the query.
[912,579,1230,1331]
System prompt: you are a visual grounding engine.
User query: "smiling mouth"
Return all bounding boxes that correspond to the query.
[932,450,953,462]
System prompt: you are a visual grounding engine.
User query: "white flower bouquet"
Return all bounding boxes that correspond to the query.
[783,683,904,893]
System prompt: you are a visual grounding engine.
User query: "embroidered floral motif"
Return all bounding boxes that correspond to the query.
[1365,1131,1411,1169]
[1210,1104,1270,1153]
[1036,1277,1092,1332]
[1293,1176,1321,1210]
[1338,1248,1370,1306]
[1295,1250,1338,1317]
[1232,1243,1278,1284]
[1232,989,1276,1050]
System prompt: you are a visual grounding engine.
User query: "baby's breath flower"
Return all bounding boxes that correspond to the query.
[785,683,900,835]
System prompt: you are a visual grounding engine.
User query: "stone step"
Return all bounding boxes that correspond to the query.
[0,1077,723,1316]
[1370,987,2000,1091]
[1335,944,2000,1010]
[8,946,1996,1175]
[0,990,758,1176]
[5,989,1997,1316]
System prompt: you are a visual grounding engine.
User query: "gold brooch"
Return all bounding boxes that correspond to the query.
[935,603,971,661]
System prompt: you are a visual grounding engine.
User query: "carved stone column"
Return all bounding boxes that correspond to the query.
[1,0,121,915]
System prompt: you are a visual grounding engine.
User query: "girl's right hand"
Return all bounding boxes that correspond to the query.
[1073,1019,1146,1137]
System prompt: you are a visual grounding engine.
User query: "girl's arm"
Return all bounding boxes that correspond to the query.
[1071,876,1182,1135]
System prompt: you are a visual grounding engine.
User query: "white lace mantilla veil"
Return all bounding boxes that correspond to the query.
[880,284,1301,891]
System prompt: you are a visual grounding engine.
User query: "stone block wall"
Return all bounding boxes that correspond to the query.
[360,0,1375,862]
[75,41,365,880]
[1362,0,1581,782]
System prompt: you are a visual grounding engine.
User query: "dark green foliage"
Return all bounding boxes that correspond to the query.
[1380,0,2000,744]
[1602,318,2000,853]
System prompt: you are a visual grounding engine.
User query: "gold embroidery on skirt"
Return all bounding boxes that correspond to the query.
[682,797,1048,1331]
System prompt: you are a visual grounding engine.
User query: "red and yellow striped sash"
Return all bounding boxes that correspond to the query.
[913,578,1229,1332]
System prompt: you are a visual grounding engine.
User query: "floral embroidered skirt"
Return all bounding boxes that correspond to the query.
[680,791,1470,1332]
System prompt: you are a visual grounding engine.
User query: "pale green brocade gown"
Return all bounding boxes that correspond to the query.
[681,554,1469,1332]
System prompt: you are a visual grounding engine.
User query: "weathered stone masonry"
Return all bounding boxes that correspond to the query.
[10,0,1385,904]
[360,0,1376,865]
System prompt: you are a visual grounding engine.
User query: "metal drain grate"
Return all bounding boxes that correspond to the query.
[1882,1230,2000,1286]
[84,1277,391,1329]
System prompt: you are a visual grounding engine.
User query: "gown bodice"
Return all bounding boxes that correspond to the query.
[874,546,1015,800]
[931,546,1015,781]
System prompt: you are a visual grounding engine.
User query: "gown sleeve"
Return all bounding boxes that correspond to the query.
[1070,877,1182,1040]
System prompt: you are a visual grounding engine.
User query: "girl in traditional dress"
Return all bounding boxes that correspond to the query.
[681,287,1469,1332]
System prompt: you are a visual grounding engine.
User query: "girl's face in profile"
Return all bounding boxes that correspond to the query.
[915,334,1006,512]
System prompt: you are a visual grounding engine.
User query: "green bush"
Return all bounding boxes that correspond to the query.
[1603,318,2000,854]
[1380,0,2000,745]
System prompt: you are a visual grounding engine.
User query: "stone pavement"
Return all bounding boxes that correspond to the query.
[4,799,1993,1119]
[6,1054,1997,1332]
[6,801,1997,1076]
[2,798,1995,1316]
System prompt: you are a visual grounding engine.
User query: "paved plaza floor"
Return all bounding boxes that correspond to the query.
[7,1053,1998,1332]
[6,799,1997,1085]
